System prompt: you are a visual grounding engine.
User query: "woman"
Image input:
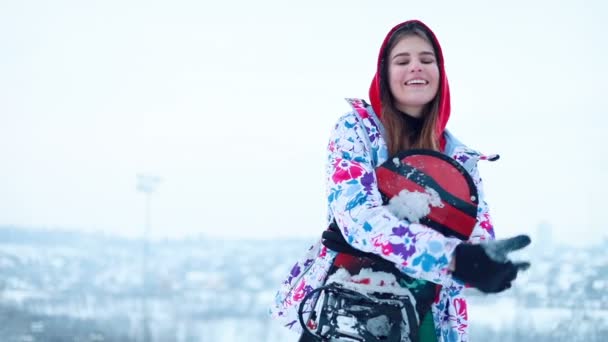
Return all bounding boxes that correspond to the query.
[270,20,530,342]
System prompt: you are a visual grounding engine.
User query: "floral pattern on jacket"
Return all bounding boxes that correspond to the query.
[270,101,496,341]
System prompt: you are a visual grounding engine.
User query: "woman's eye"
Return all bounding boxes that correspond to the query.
[421,59,435,64]
[395,60,409,65]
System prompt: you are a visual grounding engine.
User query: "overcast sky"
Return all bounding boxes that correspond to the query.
[0,0,606,245]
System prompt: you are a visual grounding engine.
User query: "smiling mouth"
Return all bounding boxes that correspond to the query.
[405,79,428,85]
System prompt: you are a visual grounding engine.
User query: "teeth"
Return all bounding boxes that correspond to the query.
[406,79,427,85]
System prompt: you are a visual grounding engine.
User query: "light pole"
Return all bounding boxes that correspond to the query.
[136,174,161,342]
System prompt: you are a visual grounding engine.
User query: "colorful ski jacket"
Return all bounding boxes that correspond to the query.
[270,20,497,342]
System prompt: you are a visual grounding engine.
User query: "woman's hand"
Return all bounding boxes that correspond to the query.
[451,235,531,293]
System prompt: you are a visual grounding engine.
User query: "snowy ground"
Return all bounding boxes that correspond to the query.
[0,227,606,341]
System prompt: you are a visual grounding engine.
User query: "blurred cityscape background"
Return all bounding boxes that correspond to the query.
[0,224,606,341]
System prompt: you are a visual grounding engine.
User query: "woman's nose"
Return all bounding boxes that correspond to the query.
[409,61,423,72]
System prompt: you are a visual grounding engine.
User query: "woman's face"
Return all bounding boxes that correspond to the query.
[387,34,440,118]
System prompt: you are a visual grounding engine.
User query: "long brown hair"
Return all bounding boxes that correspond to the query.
[379,24,443,156]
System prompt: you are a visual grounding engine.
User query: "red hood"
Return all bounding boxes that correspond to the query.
[368,20,450,148]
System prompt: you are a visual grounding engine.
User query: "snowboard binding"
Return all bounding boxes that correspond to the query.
[297,281,418,341]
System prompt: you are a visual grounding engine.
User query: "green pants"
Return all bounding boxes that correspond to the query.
[419,310,438,342]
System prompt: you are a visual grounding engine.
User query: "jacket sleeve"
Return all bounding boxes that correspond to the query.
[465,159,497,244]
[326,113,462,286]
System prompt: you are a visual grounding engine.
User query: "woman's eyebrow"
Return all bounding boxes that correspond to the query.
[391,52,410,59]
[391,51,435,59]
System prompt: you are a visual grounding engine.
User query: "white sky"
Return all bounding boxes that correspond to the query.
[1,0,606,245]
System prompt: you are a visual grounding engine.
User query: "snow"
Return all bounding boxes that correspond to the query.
[326,268,415,297]
[386,187,443,223]
[0,228,606,341]
[1,289,49,306]
[592,280,605,291]
[469,295,608,333]
[365,315,391,337]
[335,316,358,335]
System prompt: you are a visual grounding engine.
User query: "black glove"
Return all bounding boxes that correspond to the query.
[452,235,531,293]
[322,221,377,259]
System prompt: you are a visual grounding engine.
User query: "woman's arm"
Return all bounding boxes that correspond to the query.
[326,113,462,286]
[465,159,496,244]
